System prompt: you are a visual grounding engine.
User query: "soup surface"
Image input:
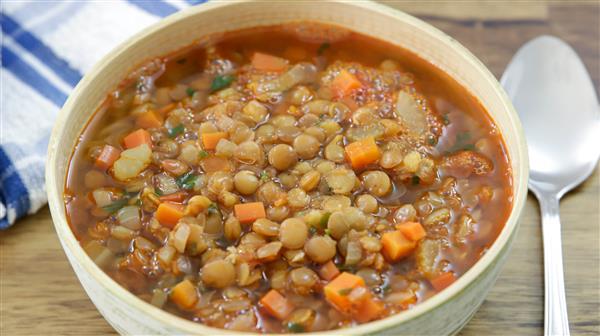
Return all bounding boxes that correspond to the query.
[65,23,512,333]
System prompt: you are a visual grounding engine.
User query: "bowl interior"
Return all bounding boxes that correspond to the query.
[46,1,528,335]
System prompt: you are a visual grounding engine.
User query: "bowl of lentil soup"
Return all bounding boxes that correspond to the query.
[46,1,528,335]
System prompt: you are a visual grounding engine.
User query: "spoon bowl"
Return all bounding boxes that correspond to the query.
[502,35,600,336]
[502,35,600,197]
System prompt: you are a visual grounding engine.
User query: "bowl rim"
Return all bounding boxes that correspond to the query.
[46,1,529,335]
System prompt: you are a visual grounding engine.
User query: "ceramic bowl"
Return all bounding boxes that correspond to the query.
[46,1,528,334]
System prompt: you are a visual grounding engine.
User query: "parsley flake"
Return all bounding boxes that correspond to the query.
[186,87,196,97]
[320,212,331,229]
[176,172,197,190]
[101,198,129,214]
[287,322,305,333]
[442,114,450,125]
[411,175,420,185]
[207,203,219,214]
[445,131,477,154]
[210,75,235,92]
[198,150,209,159]
[337,264,357,273]
[317,42,331,55]
[260,171,270,181]
[168,124,184,138]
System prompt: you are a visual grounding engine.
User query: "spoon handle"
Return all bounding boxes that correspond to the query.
[539,193,570,336]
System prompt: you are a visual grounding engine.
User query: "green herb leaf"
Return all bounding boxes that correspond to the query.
[309,226,317,235]
[136,80,145,91]
[186,87,196,97]
[324,228,332,237]
[260,171,270,181]
[168,124,185,138]
[320,212,331,229]
[210,75,235,92]
[198,150,209,159]
[317,42,331,55]
[215,236,230,248]
[445,131,476,154]
[411,175,420,185]
[379,282,391,294]
[287,322,305,333]
[442,114,450,125]
[462,144,477,151]
[176,172,198,190]
[102,198,129,214]
[338,288,352,296]
[337,264,357,273]
[207,203,219,214]
[456,131,471,143]
[154,187,164,196]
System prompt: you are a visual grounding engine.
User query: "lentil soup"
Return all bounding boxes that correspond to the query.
[65,23,512,333]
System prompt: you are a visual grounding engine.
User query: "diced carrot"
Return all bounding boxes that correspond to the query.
[319,260,340,281]
[331,69,362,98]
[201,132,228,150]
[259,289,294,320]
[136,110,163,129]
[234,202,266,224]
[123,129,152,149]
[430,272,457,292]
[354,297,385,323]
[344,137,381,169]
[157,102,176,115]
[339,95,359,111]
[200,156,233,173]
[95,145,121,170]
[159,191,187,203]
[155,202,184,229]
[251,52,288,72]
[381,230,417,262]
[324,272,366,313]
[283,46,307,62]
[170,279,198,309]
[390,291,417,309]
[396,221,426,241]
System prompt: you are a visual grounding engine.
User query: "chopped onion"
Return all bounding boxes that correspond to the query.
[157,245,176,265]
[150,289,169,308]
[175,254,192,274]
[117,206,141,230]
[155,173,179,195]
[395,90,427,135]
[92,189,113,208]
[133,237,156,251]
[111,225,134,240]
[113,144,152,181]
[172,223,191,253]
[345,241,362,265]
[83,240,114,268]
[258,63,317,93]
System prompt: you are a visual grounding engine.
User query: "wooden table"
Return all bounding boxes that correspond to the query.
[1,2,598,335]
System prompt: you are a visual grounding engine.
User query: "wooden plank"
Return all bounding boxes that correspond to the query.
[1,2,598,335]
[382,1,549,21]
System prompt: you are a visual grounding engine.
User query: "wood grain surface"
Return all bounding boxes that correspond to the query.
[1,1,599,335]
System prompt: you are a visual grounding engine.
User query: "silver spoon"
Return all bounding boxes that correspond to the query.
[501,36,600,336]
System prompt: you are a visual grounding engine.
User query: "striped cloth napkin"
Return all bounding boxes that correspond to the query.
[0,0,205,229]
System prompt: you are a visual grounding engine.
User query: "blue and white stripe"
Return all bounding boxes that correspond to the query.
[0,0,206,229]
